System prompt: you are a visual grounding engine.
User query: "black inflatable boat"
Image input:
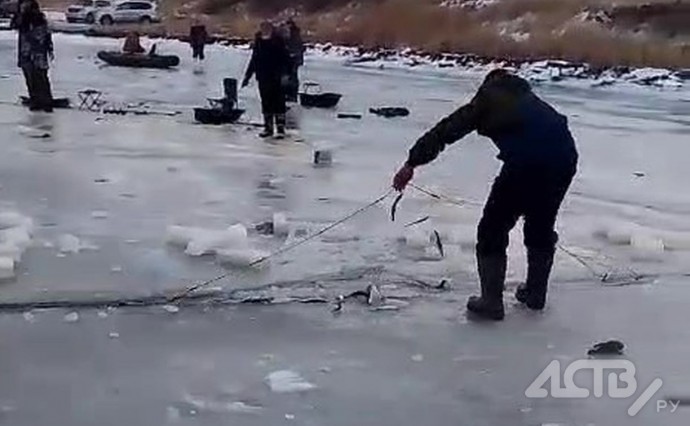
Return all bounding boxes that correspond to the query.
[97,51,180,69]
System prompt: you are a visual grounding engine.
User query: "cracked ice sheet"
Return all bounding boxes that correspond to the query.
[2,287,690,426]
[0,34,688,302]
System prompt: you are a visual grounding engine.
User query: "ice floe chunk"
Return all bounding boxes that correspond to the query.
[162,305,180,314]
[168,223,268,266]
[630,234,665,253]
[272,212,289,237]
[0,211,34,231]
[216,248,268,267]
[0,257,15,280]
[0,211,34,266]
[57,234,82,253]
[63,312,80,323]
[265,370,316,393]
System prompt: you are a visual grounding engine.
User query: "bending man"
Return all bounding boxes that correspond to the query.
[393,69,578,320]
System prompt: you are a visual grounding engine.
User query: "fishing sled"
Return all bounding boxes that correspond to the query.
[299,83,341,109]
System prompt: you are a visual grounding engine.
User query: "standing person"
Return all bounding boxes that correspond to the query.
[242,21,290,139]
[392,69,578,321]
[283,18,304,103]
[16,0,54,112]
[189,19,208,62]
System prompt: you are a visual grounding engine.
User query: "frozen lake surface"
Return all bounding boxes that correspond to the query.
[0,33,689,425]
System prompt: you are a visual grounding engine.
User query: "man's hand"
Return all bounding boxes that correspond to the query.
[392,164,414,192]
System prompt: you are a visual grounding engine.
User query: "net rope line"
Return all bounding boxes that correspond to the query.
[0,190,395,311]
[407,183,646,283]
[168,189,396,302]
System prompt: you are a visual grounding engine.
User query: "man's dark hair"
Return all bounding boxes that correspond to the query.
[482,68,531,94]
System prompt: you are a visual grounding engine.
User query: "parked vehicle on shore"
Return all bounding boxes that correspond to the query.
[95,0,160,26]
[65,0,112,24]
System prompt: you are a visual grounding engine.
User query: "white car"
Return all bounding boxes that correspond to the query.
[65,0,112,24]
[95,0,160,26]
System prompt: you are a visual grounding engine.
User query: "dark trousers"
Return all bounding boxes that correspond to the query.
[192,44,205,60]
[477,163,576,257]
[286,65,300,102]
[22,65,53,110]
[258,78,286,115]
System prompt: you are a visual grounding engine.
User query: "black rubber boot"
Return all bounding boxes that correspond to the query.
[515,250,554,310]
[259,114,274,138]
[467,254,506,321]
[275,114,286,139]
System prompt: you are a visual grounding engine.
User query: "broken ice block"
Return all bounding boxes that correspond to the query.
[63,312,80,323]
[165,225,200,247]
[659,232,690,252]
[603,225,633,246]
[216,249,267,267]
[162,305,180,314]
[265,370,316,393]
[313,149,332,166]
[630,234,664,253]
[272,212,289,237]
[0,227,32,251]
[58,234,81,253]
[0,257,15,280]
[0,243,23,262]
[91,210,109,219]
[0,212,34,231]
[405,228,430,249]
[184,224,249,256]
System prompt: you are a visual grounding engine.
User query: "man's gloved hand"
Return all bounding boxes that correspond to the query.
[392,164,414,191]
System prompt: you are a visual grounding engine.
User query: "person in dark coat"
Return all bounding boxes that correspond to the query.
[122,31,145,54]
[282,19,304,102]
[393,69,578,320]
[16,0,54,112]
[242,21,290,138]
[189,20,208,61]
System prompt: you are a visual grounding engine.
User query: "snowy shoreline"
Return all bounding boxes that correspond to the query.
[307,44,689,90]
[1,20,687,91]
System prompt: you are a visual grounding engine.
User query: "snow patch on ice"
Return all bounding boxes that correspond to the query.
[265,370,316,393]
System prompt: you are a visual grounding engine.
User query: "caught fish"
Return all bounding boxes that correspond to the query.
[404,216,430,228]
[331,295,344,313]
[366,284,384,307]
[432,230,444,257]
[436,278,451,290]
[390,192,404,222]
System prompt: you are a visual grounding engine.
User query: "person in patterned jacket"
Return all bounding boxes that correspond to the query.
[16,0,54,112]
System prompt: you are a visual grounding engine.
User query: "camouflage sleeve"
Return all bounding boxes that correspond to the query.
[405,97,481,168]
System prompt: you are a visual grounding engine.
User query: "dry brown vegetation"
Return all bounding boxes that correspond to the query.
[40,0,690,68]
